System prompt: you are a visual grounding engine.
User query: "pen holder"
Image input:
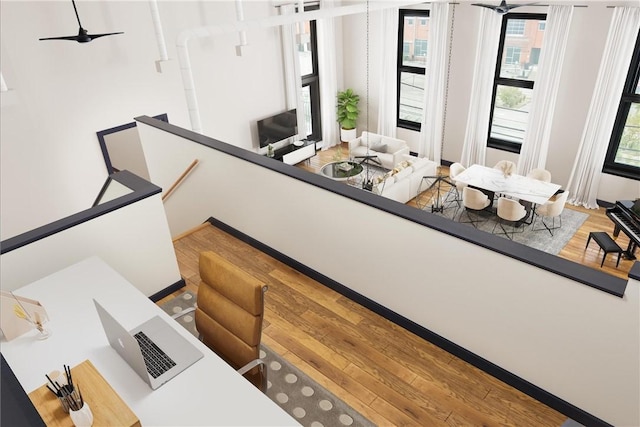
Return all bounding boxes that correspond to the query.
[69,402,93,427]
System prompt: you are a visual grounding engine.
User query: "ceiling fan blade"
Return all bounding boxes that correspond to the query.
[87,32,124,40]
[507,2,538,9]
[472,1,538,14]
[39,35,80,41]
[471,3,499,9]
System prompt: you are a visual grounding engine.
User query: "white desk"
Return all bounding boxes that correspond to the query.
[454,164,561,205]
[0,257,299,426]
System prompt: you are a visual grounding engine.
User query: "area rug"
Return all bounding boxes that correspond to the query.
[428,195,589,255]
[159,291,375,427]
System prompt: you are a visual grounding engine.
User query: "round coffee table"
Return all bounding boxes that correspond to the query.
[319,161,363,181]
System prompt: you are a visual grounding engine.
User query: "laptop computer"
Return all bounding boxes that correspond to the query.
[93,299,203,390]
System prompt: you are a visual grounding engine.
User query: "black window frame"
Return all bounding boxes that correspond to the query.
[603,30,640,181]
[298,4,322,143]
[396,9,430,132]
[487,13,546,154]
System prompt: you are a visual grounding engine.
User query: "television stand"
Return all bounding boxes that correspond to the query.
[271,140,316,165]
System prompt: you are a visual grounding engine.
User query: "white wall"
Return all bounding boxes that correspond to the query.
[137,120,639,426]
[0,193,182,298]
[102,127,151,180]
[0,1,285,239]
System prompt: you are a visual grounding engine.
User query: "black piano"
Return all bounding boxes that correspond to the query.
[606,199,640,260]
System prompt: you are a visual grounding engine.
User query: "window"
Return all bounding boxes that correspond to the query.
[488,14,546,153]
[506,19,525,36]
[414,39,428,57]
[603,31,640,180]
[397,9,430,130]
[295,5,322,142]
[538,22,546,31]
[505,47,521,65]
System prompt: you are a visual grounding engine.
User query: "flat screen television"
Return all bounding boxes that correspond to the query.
[257,109,297,148]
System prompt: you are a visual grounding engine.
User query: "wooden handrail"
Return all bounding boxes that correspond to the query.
[162,159,199,202]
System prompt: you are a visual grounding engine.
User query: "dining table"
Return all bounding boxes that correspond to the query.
[453,164,561,205]
[453,164,562,222]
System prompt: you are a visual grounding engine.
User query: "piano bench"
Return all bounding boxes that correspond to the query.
[586,232,623,268]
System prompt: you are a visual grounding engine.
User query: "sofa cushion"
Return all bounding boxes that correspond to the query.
[371,142,387,153]
[376,152,394,166]
[350,145,368,157]
[381,137,403,152]
[362,133,381,145]
[409,156,430,170]
[394,167,413,182]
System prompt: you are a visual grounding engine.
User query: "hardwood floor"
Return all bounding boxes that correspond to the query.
[159,145,633,426]
[166,223,567,426]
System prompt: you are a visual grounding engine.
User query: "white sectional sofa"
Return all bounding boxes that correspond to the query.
[372,154,438,204]
[348,131,410,170]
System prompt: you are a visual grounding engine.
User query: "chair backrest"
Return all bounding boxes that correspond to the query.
[462,187,489,210]
[526,168,552,183]
[197,251,267,388]
[497,197,527,221]
[543,190,569,217]
[449,162,466,180]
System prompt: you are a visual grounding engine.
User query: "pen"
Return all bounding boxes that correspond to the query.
[45,374,62,395]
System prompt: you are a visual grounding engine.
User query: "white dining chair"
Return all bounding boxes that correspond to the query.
[526,168,552,183]
[458,187,491,228]
[531,191,569,236]
[444,162,467,208]
[493,197,527,240]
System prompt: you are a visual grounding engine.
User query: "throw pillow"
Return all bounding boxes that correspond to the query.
[380,137,397,151]
[371,142,387,153]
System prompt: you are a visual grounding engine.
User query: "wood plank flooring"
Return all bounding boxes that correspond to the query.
[159,145,634,426]
[165,223,568,426]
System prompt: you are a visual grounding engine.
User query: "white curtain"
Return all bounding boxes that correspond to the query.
[460,9,502,167]
[279,4,306,136]
[516,5,574,175]
[317,0,339,149]
[418,2,450,164]
[565,7,640,209]
[376,7,399,137]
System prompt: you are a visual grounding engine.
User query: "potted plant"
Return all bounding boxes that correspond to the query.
[336,88,360,142]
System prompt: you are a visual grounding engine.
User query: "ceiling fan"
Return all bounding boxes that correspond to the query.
[471,0,537,15]
[39,0,123,43]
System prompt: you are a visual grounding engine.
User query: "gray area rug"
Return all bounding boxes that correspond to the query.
[346,165,588,256]
[428,195,588,255]
[160,291,375,427]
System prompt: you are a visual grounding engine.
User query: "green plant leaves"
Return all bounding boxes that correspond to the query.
[336,88,360,130]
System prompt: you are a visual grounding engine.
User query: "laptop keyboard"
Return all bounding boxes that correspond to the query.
[134,331,177,378]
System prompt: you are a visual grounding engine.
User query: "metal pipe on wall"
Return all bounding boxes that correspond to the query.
[149,0,169,72]
[0,72,8,92]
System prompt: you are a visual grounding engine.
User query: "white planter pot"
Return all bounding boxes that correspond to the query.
[340,127,357,143]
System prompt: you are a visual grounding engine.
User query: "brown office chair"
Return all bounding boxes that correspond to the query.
[190,251,268,391]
